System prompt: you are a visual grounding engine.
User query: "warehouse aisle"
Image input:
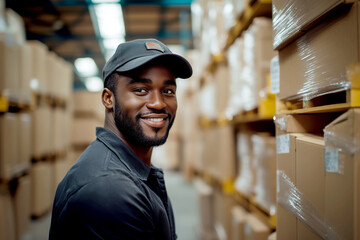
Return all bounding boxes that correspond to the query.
[25,170,199,240]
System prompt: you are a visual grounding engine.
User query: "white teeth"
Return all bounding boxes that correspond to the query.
[147,118,164,122]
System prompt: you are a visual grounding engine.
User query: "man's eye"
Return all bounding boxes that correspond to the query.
[134,88,147,93]
[163,89,175,95]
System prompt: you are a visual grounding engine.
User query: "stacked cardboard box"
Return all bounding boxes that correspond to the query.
[71,91,104,164]
[273,0,359,102]
[226,17,275,116]
[275,111,359,240]
[0,8,74,238]
[194,178,217,240]
[252,134,276,214]
[234,132,256,198]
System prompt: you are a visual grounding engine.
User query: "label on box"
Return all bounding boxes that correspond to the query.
[325,148,339,173]
[277,134,290,154]
[270,55,280,94]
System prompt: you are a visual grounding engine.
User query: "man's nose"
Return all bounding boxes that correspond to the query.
[146,91,166,110]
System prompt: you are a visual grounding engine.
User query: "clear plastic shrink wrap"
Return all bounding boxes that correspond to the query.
[226,38,244,118]
[277,171,340,240]
[272,0,353,50]
[241,17,275,112]
[277,109,360,240]
[235,133,255,197]
[252,134,276,214]
[277,1,359,101]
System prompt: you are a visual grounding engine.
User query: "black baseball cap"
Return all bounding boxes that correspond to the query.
[102,39,193,84]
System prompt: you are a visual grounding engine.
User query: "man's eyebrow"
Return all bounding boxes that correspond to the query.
[127,78,152,85]
[164,79,177,87]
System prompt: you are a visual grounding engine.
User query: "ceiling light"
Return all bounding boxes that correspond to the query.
[91,0,120,3]
[74,57,99,77]
[84,77,103,92]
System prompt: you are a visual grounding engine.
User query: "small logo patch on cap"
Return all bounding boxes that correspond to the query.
[145,42,164,52]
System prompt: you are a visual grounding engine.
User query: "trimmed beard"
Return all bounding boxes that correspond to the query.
[113,97,175,148]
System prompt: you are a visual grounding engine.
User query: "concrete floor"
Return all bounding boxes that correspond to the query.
[25,170,199,240]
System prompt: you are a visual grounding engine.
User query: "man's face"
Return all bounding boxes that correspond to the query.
[113,64,177,147]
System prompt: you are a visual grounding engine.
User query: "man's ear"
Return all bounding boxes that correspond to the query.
[102,88,114,110]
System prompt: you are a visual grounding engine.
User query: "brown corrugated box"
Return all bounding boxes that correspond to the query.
[252,134,276,213]
[276,133,299,240]
[295,135,325,240]
[32,106,52,158]
[19,42,32,94]
[275,114,338,240]
[73,90,104,121]
[278,2,360,101]
[213,125,237,183]
[0,113,18,180]
[18,113,31,170]
[214,187,236,239]
[27,40,48,94]
[194,178,216,238]
[71,117,102,146]
[31,161,52,217]
[324,108,360,240]
[273,0,355,50]
[0,185,16,240]
[14,175,31,240]
[0,40,20,92]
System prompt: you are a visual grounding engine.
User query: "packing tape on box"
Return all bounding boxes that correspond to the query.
[324,128,360,174]
[277,170,340,240]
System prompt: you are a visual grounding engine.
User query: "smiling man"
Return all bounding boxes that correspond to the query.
[49,39,192,240]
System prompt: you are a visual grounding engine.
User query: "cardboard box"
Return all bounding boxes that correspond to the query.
[213,125,237,183]
[273,0,355,50]
[252,134,276,213]
[0,185,16,240]
[275,114,341,134]
[0,113,18,180]
[278,3,360,101]
[295,135,325,240]
[73,90,104,121]
[151,133,180,170]
[231,205,248,240]
[14,175,31,240]
[0,40,20,92]
[214,187,236,239]
[235,132,255,197]
[31,161,52,217]
[18,113,31,167]
[71,117,102,146]
[19,42,32,94]
[276,133,300,240]
[323,108,360,240]
[194,178,215,234]
[27,40,48,94]
[244,213,270,240]
[32,106,52,158]
[214,63,230,117]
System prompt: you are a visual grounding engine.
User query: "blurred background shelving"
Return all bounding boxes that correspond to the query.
[1,0,360,240]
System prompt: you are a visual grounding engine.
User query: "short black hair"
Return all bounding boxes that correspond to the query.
[104,72,118,94]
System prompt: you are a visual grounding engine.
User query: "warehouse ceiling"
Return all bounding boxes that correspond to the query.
[5,0,193,89]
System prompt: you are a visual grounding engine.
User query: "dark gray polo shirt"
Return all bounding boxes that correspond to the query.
[49,127,176,240]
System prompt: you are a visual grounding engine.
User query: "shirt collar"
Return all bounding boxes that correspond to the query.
[96,127,152,181]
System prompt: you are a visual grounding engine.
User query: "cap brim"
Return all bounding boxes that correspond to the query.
[114,53,193,79]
